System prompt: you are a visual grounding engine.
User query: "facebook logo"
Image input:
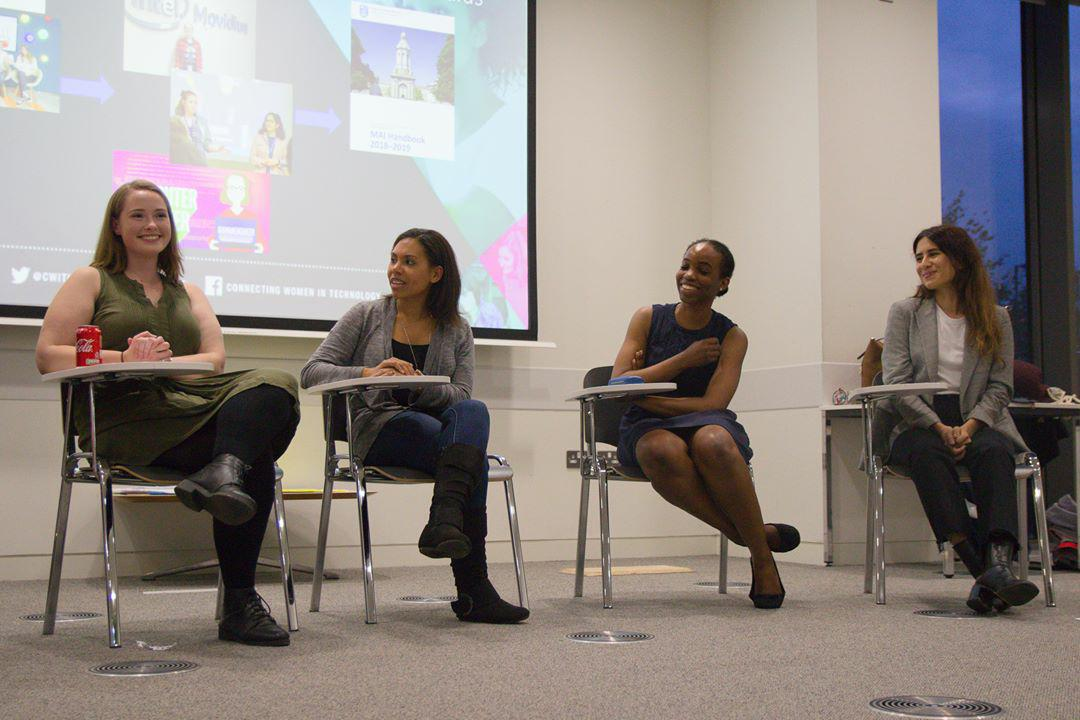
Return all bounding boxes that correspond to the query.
[204,276,224,297]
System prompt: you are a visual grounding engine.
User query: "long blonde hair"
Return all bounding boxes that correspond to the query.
[91,180,183,285]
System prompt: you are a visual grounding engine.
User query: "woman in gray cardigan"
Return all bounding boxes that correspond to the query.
[301,229,527,624]
[883,225,1038,614]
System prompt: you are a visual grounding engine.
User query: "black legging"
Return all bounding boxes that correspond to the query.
[888,395,1019,549]
[153,384,299,588]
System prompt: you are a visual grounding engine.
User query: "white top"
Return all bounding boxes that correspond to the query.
[936,305,967,393]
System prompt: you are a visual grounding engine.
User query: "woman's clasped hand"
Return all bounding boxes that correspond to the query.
[122,330,172,361]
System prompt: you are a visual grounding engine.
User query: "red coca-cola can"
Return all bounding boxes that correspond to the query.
[75,325,102,367]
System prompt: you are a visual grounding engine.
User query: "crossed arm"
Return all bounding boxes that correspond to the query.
[609,305,748,417]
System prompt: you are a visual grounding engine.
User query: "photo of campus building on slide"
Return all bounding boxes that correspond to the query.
[350,2,455,160]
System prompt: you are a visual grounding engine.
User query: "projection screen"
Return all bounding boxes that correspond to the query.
[0,0,536,340]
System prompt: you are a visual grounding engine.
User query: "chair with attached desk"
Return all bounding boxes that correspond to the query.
[849,382,1055,607]
[41,362,298,648]
[568,366,744,609]
[305,375,528,624]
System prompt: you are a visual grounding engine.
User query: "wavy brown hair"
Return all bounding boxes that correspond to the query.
[912,224,1001,360]
[393,228,462,326]
[92,180,183,285]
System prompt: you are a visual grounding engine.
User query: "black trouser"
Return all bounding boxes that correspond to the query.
[153,385,299,589]
[888,395,1019,549]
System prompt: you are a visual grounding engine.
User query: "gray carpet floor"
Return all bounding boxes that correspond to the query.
[1,556,1076,720]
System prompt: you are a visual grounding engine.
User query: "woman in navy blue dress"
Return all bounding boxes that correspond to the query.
[612,239,799,608]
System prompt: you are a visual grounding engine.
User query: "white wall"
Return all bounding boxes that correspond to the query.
[0,0,947,582]
[710,0,944,565]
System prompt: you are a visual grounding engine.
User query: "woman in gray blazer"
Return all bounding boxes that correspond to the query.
[301,229,527,624]
[883,224,1038,614]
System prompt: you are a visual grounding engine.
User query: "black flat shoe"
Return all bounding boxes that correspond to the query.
[174,453,256,526]
[749,557,785,609]
[218,588,290,646]
[766,523,801,553]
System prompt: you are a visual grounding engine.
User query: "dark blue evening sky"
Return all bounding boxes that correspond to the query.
[938,0,1025,268]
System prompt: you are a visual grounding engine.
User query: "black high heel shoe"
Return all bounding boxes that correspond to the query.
[766,523,801,553]
[749,556,785,609]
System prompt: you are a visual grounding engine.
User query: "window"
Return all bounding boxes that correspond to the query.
[938,0,1031,358]
[1071,3,1080,366]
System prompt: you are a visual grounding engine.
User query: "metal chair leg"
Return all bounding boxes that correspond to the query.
[598,468,613,610]
[574,476,589,598]
[309,474,335,612]
[272,480,298,632]
[863,464,875,594]
[872,460,886,605]
[356,476,376,624]
[1017,469,1029,582]
[503,478,529,609]
[1027,455,1055,607]
[44,385,77,637]
[98,463,121,648]
[942,541,955,578]
[215,570,224,621]
[718,534,729,595]
[43,478,73,637]
[345,393,376,624]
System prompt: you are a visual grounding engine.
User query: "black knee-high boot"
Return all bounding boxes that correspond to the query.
[450,507,529,624]
[418,444,484,559]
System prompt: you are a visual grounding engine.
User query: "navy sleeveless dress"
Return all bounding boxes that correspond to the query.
[617,303,753,467]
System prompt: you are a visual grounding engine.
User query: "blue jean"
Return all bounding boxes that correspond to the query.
[364,399,490,509]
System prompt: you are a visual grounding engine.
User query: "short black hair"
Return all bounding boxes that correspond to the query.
[685,238,735,296]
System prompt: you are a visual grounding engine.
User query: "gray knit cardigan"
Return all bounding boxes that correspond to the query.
[299,297,474,461]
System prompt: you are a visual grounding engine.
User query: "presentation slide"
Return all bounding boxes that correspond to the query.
[0,0,535,338]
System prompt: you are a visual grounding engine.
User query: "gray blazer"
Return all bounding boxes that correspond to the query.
[299,297,474,461]
[878,296,1026,456]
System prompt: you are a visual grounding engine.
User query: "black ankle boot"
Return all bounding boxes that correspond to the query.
[450,508,529,624]
[218,588,290,646]
[418,444,484,560]
[174,454,256,526]
[971,539,1039,611]
[952,539,985,579]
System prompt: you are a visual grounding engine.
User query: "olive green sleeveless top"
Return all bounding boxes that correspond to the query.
[73,269,298,465]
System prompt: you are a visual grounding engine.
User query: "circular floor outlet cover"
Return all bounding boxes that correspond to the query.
[869,696,1003,718]
[693,581,750,588]
[566,631,654,644]
[20,611,101,622]
[913,609,986,619]
[89,660,199,677]
[398,595,456,604]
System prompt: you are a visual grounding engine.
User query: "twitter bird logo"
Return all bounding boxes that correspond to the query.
[11,267,30,284]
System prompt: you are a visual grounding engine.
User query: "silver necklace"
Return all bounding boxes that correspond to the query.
[399,316,424,374]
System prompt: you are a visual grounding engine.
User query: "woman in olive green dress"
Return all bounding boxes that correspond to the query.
[35,179,300,647]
